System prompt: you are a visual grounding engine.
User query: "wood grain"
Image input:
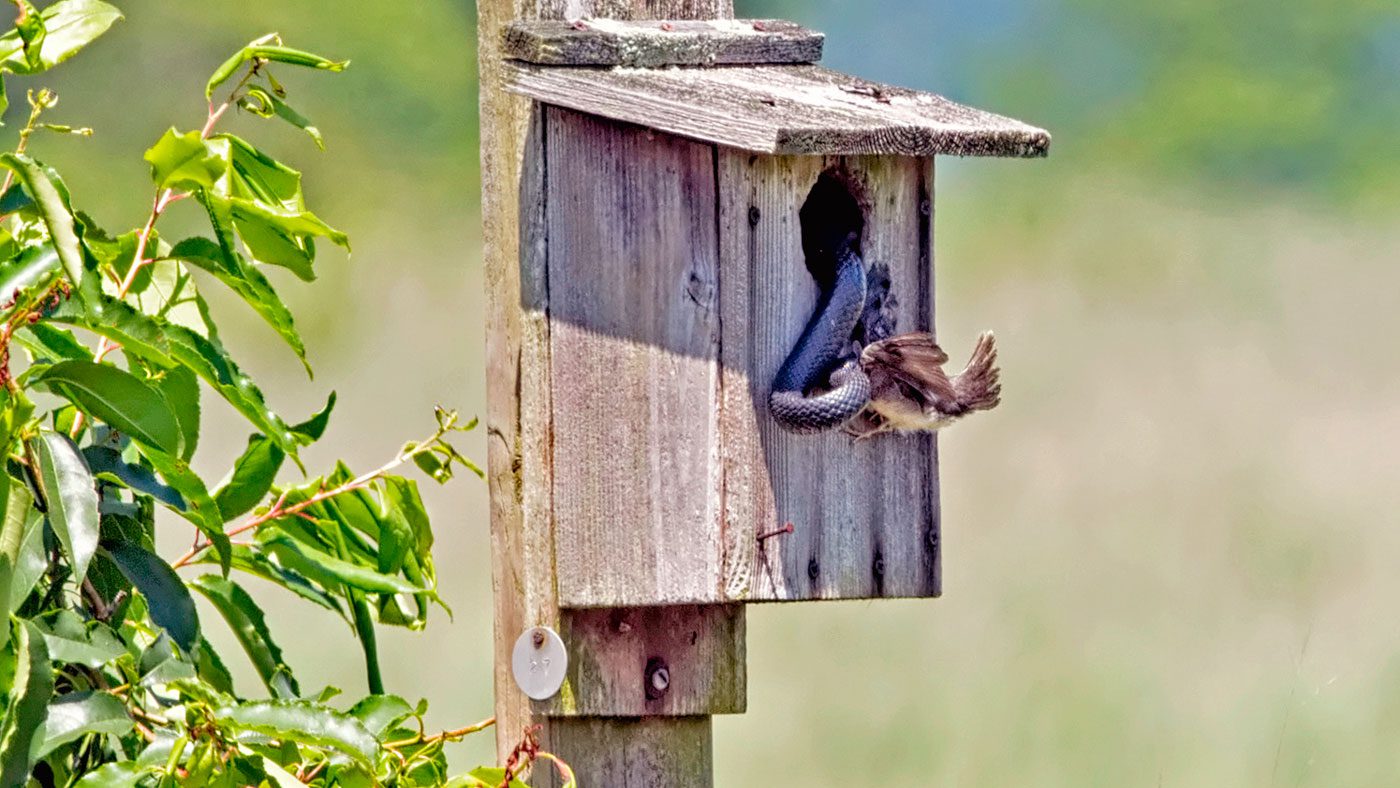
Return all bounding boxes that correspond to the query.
[541,605,745,716]
[504,19,822,67]
[537,0,733,20]
[717,152,940,602]
[546,106,726,609]
[505,62,1051,157]
[546,717,713,788]
[479,0,736,779]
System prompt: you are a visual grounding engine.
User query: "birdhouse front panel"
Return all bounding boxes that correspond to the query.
[541,107,938,607]
[717,152,938,602]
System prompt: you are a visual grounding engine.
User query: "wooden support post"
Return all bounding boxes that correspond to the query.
[478,1,735,785]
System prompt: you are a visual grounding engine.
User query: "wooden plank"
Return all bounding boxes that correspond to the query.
[505,63,1050,157]
[539,605,745,716]
[479,0,735,780]
[717,152,940,601]
[546,717,713,788]
[546,105,725,608]
[504,19,822,67]
[537,0,733,20]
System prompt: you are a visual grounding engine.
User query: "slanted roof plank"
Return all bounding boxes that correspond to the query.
[503,63,1051,157]
[504,19,824,67]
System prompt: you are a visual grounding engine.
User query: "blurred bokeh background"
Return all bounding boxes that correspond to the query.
[8,0,1400,783]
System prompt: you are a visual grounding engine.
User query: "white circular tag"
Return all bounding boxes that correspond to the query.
[511,626,568,700]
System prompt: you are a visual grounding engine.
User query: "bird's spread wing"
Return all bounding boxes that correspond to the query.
[860,332,958,409]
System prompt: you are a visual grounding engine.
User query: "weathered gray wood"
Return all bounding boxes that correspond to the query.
[504,19,822,67]
[539,605,745,716]
[546,106,727,609]
[479,0,734,781]
[546,717,713,788]
[717,152,940,601]
[537,0,733,20]
[505,62,1051,157]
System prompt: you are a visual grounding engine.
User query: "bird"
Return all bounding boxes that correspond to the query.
[843,330,1002,439]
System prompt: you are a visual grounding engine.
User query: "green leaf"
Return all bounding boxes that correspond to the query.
[260,529,424,594]
[163,322,299,456]
[205,135,349,279]
[47,293,176,367]
[383,476,432,555]
[83,446,185,511]
[194,544,343,616]
[0,243,60,305]
[33,691,133,759]
[14,323,92,363]
[190,574,300,698]
[0,475,25,635]
[260,758,305,788]
[193,636,234,695]
[137,633,194,686]
[153,365,200,461]
[144,129,226,191]
[291,391,335,443]
[206,40,348,99]
[168,236,308,370]
[134,446,230,574]
[14,1,47,74]
[0,0,122,75]
[74,761,144,788]
[36,360,183,455]
[213,434,283,523]
[240,86,324,150]
[213,699,377,764]
[4,496,44,620]
[0,620,53,786]
[32,429,99,586]
[346,694,413,738]
[104,541,199,653]
[0,154,84,294]
[462,768,530,788]
[35,609,124,667]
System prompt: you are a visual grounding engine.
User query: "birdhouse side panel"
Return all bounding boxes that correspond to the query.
[718,151,940,602]
[546,107,726,608]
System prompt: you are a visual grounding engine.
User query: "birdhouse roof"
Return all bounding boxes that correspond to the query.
[502,19,1050,158]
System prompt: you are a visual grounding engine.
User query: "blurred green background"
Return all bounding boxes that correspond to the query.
[8,0,1400,783]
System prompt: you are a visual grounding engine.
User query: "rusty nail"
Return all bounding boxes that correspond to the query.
[757,522,795,543]
[532,629,546,649]
[645,657,670,700]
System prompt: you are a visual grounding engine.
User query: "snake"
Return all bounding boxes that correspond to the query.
[768,236,872,433]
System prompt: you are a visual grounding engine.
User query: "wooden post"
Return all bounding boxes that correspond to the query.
[477,1,735,785]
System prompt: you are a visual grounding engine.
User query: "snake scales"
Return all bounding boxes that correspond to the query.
[768,234,873,433]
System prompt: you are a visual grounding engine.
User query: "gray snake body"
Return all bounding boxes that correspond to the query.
[769,241,871,433]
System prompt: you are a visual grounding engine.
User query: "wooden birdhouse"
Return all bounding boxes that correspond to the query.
[498,18,1048,613]
[480,8,1049,779]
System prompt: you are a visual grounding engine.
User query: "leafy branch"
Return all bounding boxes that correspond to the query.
[0,4,521,786]
[172,408,477,570]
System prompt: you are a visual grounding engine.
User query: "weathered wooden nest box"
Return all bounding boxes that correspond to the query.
[503,19,1049,611]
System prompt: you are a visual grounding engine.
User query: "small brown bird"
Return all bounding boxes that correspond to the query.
[844,331,1002,439]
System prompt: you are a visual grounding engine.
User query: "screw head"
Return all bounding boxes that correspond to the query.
[644,657,670,700]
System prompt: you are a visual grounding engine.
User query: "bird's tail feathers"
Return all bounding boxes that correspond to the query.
[951,331,1001,413]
